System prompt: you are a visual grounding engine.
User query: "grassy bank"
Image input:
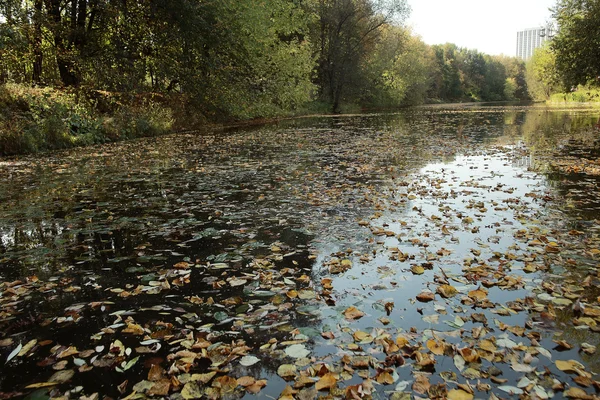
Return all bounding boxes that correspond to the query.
[549,87,600,105]
[0,84,177,156]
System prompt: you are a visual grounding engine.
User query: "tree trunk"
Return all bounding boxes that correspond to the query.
[45,0,81,87]
[32,0,44,84]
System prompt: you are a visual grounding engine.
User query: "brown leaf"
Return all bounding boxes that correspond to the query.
[212,376,238,393]
[148,380,171,396]
[279,385,297,400]
[458,348,480,363]
[245,379,267,394]
[315,373,337,391]
[565,387,595,399]
[412,374,431,394]
[148,364,165,382]
[237,376,256,387]
[321,331,335,339]
[375,370,394,385]
[416,291,435,302]
[343,306,365,320]
[467,287,488,301]
[437,284,458,298]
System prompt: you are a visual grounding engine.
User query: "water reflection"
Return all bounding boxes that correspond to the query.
[1,104,600,398]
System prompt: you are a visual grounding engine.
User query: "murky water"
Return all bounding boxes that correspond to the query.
[1,104,600,399]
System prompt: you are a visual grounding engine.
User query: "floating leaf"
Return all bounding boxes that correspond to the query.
[239,355,260,366]
[182,382,203,399]
[467,287,487,301]
[285,344,310,359]
[498,386,524,395]
[343,306,365,320]
[416,291,435,302]
[6,343,22,364]
[411,265,425,275]
[447,389,474,400]
[437,284,458,298]
[426,339,446,355]
[48,369,75,383]
[555,359,588,376]
[277,364,297,379]
[315,373,337,391]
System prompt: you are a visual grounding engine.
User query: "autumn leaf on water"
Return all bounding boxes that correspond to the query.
[426,339,446,355]
[437,284,458,298]
[467,287,487,301]
[315,373,337,391]
[447,389,474,400]
[343,306,365,320]
[416,291,435,302]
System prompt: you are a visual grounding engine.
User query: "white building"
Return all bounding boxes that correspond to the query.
[516,27,552,60]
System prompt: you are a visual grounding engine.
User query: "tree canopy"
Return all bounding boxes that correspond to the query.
[552,0,600,88]
[1,0,531,119]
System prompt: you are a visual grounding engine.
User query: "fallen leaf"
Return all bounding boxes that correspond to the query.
[182,382,203,399]
[5,343,22,364]
[437,285,458,298]
[285,344,310,359]
[239,355,260,366]
[277,364,297,379]
[416,291,435,302]
[426,339,446,355]
[412,374,431,394]
[447,389,474,400]
[49,369,75,383]
[315,373,337,391]
[343,306,365,320]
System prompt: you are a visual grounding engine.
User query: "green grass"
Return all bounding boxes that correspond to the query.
[0,84,174,156]
[549,86,600,104]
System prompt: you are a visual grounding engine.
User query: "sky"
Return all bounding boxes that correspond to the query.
[406,0,556,56]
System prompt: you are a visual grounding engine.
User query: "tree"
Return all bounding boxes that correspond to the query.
[427,44,463,101]
[311,0,409,112]
[526,44,561,100]
[551,0,600,88]
[361,25,432,107]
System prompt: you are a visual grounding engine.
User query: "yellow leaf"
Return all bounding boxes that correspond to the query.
[315,373,337,391]
[343,306,365,320]
[25,382,58,389]
[447,389,474,400]
[376,371,394,385]
[426,339,445,355]
[437,284,458,298]
[467,287,488,301]
[411,265,425,275]
[555,359,589,377]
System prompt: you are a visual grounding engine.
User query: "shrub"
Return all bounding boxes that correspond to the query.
[0,84,175,156]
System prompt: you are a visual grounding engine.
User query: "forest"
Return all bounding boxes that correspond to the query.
[0,0,599,155]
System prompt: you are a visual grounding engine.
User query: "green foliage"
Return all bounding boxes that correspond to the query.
[526,44,562,100]
[362,26,433,108]
[310,0,410,112]
[0,0,536,156]
[504,78,518,101]
[549,86,600,103]
[552,0,600,88]
[0,84,173,156]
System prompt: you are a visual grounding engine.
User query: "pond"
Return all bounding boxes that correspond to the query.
[1,104,600,399]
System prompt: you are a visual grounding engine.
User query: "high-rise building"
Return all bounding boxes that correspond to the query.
[516,27,552,60]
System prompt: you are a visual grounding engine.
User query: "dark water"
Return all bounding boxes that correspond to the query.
[1,104,600,399]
